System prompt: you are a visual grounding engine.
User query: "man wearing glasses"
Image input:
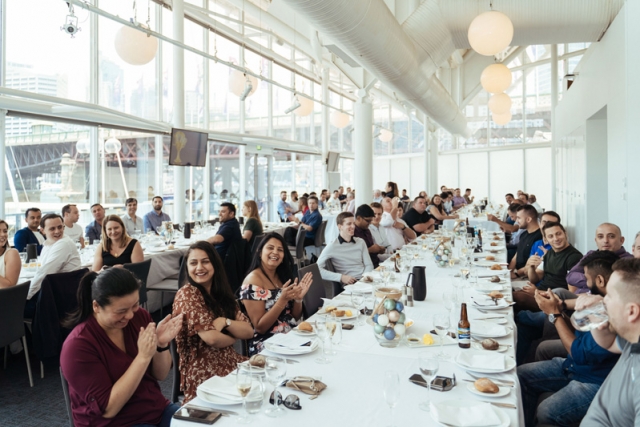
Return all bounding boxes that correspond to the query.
[353,204,385,268]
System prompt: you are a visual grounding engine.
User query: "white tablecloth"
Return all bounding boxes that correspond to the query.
[172,236,523,427]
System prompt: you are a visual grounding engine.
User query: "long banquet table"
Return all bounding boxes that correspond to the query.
[171,229,524,427]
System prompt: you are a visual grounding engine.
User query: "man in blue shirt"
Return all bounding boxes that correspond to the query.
[14,207,45,255]
[84,203,105,244]
[143,196,171,233]
[517,251,621,427]
[277,191,293,222]
[208,202,241,260]
[284,196,323,247]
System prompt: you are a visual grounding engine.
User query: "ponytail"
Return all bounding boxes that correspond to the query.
[62,269,140,329]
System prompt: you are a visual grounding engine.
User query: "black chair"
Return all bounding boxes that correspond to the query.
[122,259,152,308]
[223,239,248,294]
[297,263,326,317]
[170,340,182,404]
[313,220,328,248]
[59,366,74,427]
[251,233,266,255]
[288,227,307,269]
[32,268,90,366]
[322,258,343,298]
[1,282,34,387]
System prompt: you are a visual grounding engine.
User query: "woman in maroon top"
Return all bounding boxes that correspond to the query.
[60,269,183,427]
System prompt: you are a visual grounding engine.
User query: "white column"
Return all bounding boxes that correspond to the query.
[550,44,558,210]
[321,67,330,188]
[423,117,429,193]
[428,127,438,196]
[0,109,5,218]
[291,153,297,190]
[154,1,164,201]
[172,0,186,222]
[239,145,246,205]
[267,155,274,221]
[202,0,210,220]
[89,0,99,205]
[354,93,373,207]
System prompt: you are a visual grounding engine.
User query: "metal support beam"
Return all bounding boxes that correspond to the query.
[354,94,373,207]
[173,0,186,222]
[202,0,210,220]
[551,44,558,210]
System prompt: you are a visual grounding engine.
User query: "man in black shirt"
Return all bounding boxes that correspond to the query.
[402,196,435,236]
[514,222,582,312]
[509,205,542,279]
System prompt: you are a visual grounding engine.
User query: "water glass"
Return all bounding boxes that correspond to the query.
[433,313,450,360]
[351,291,365,326]
[315,316,332,364]
[571,301,609,331]
[235,364,253,424]
[265,357,287,418]
[418,353,439,412]
[383,371,400,427]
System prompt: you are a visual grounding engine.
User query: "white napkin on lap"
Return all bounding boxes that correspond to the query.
[457,352,505,370]
[472,320,507,337]
[197,376,243,402]
[431,402,502,426]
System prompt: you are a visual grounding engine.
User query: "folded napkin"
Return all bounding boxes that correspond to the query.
[197,376,243,402]
[472,295,509,308]
[431,401,501,427]
[457,352,505,370]
[267,332,314,352]
[472,320,507,337]
[477,270,508,278]
[474,283,504,292]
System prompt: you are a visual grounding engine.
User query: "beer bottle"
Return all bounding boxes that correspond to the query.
[458,303,470,348]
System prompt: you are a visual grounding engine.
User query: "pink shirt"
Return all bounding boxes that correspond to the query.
[60,308,169,427]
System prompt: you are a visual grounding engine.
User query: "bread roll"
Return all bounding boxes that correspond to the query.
[474,378,499,394]
[490,275,501,283]
[249,354,266,368]
[298,321,313,332]
[333,310,345,317]
[481,338,500,350]
[325,306,337,313]
[490,264,502,271]
[490,242,498,247]
[485,255,496,261]
[493,236,501,241]
[488,291,503,299]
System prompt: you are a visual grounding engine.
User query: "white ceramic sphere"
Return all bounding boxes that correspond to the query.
[114,24,158,66]
[468,11,514,56]
[488,93,512,115]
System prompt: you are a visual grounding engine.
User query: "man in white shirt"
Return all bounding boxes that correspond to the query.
[24,213,82,317]
[317,212,373,286]
[326,190,341,209]
[122,197,144,236]
[373,189,383,203]
[528,194,542,212]
[62,204,85,248]
[369,202,391,261]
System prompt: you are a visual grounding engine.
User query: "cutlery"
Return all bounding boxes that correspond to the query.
[285,358,299,364]
[184,404,239,416]
[471,337,513,347]
[462,378,514,388]
[480,401,517,409]
[472,316,506,320]
[466,373,515,387]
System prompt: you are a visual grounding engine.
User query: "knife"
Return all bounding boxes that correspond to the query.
[184,404,239,417]
[285,358,299,364]
[463,378,514,388]
[481,401,517,409]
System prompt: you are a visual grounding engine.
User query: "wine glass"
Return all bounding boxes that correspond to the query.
[315,315,332,364]
[328,317,342,355]
[236,364,253,424]
[433,313,450,360]
[350,291,365,326]
[412,250,420,267]
[418,353,439,411]
[264,357,286,418]
[380,266,391,286]
[443,291,454,334]
[383,371,400,427]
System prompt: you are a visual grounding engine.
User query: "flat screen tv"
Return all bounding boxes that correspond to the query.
[169,128,208,167]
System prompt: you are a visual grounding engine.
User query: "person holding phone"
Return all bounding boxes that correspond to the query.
[240,232,313,355]
[172,241,254,403]
[60,269,183,427]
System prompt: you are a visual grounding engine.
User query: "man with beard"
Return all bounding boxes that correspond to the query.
[143,196,171,234]
[518,251,621,427]
[579,258,640,426]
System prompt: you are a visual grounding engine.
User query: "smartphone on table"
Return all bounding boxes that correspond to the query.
[172,407,222,424]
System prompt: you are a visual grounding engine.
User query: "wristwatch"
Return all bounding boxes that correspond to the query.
[548,313,562,324]
[223,318,232,329]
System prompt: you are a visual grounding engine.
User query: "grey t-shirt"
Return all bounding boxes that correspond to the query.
[581,336,640,426]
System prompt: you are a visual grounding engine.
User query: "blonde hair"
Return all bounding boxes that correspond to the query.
[101,215,132,253]
[243,200,263,228]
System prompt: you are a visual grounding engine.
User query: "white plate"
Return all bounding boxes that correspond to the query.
[483,245,506,251]
[473,260,504,268]
[471,328,511,339]
[146,246,167,253]
[344,282,374,293]
[320,306,359,319]
[471,342,509,353]
[471,317,508,325]
[196,389,242,406]
[477,278,507,285]
[454,353,517,374]
[430,399,509,427]
[238,360,266,374]
[292,326,316,336]
[406,334,457,348]
[465,383,511,398]
[264,339,319,356]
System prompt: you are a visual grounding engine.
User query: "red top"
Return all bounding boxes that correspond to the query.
[60,308,169,427]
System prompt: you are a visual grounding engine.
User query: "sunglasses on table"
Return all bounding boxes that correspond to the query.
[269,391,302,410]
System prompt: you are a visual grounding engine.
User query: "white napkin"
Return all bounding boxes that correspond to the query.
[477,270,507,278]
[266,332,314,352]
[472,320,507,336]
[197,376,243,402]
[474,282,504,292]
[431,401,501,426]
[472,295,509,308]
[457,352,505,370]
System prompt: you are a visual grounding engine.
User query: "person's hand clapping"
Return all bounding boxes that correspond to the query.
[292,272,313,300]
[277,280,298,304]
[156,313,183,347]
[137,323,158,360]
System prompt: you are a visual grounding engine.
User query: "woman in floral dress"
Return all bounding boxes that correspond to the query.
[173,241,254,402]
[240,232,313,355]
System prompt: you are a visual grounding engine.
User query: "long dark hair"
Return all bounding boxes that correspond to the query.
[182,241,237,320]
[247,232,295,285]
[63,269,140,329]
[386,182,399,198]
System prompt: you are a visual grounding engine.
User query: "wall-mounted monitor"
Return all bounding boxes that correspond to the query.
[327,151,340,172]
[169,128,208,167]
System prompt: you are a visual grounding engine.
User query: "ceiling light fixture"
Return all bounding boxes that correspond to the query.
[488,93,512,115]
[492,111,512,126]
[468,10,514,56]
[481,63,512,93]
[284,97,302,114]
